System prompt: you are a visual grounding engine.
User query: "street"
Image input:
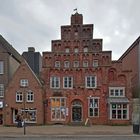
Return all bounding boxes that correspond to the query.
[0,135,140,140]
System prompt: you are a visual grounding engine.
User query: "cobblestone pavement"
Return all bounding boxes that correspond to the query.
[0,125,134,137]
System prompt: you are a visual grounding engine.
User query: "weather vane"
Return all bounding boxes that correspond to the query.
[73,8,78,13]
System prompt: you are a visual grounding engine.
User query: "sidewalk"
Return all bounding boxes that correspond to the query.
[0,125,134,136]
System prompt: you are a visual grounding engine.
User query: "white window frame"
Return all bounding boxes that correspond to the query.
[73,61,79,68]
[83,61,88,67]
[27,90,34,102]
[63,76,73,89]
[65,48,70,53]
[0,61,4,74]
[74,48,79,53]
[55,61,60,68]
[0,84,4,97]
[110,103,129,120]
[88,97,99,117]
[64,61,70,68]
[50,76,60,89]
[93,60,99,67]
[51,97,66,121]
[84,47,88,53]
[16,91,23,102]
[85,76,97,88]
[109,87,125,97]
[20,79,28,87]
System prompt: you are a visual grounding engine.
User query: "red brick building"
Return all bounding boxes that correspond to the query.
[0,35,22,125]
[119,36,140,97]
[4,60,44,126]
[42,12,132,125]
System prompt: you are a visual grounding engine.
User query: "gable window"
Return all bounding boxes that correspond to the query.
[73,61,79,68]
[0,84,4,97]
[74,48,79,53]
[16,91,23,102]
[109,87,125,97]
[63,76,73,89]
[88,97,99,117]
[84,47,88,53]
[55,61,60,68]
[64,61,70,68]
[20,79,28,87]
[0,61,4,74]
[50,77,60,89]
[85,76,97,88]
[93,60,99,67]
[65,48,70,53]
[27,91,34,102]
[83,61,88,67]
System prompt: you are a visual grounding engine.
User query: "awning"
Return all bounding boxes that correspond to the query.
[108,97,129,103]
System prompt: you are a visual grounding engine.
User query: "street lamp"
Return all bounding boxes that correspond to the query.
[23,89,26,135]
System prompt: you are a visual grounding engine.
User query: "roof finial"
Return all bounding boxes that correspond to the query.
[73,8,78,13]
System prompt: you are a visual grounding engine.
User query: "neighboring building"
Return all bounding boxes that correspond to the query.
[42,12,132,125]
[0,35,22,125]
[4,60,44,126]
[22,47,42,76]
[119,36,140,97]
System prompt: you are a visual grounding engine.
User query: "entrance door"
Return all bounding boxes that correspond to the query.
[72,100,82,122]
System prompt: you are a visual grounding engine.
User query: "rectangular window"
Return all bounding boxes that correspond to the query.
[73,61,79,68]
[110,103,129,120]
[93,60,99,67]
[109,87,125,97]
[74,48,79,53]
[51,97,66,121]
[15,108,37,123]
[27,91,34,102]
[20,79,28,87]
[55,61,60,68]
[0,84,4,97]
[0,61,4,74]
[84,47,88,53]
[50,77,60,89]
[63,76,73,89]
[65,48,70,53]
[88,98,99,117]
[16,91,23,102]
[83,61,88,67]
[64,61,70,68]
[86,76,97,88]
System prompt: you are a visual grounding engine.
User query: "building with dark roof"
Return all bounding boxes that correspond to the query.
[22,47,42,76]
[0,35,22,125]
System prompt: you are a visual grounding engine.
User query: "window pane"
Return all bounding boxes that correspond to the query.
[0,61,4,74]
[89,108,93,116]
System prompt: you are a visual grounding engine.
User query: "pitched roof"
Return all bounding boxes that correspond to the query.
[119,36,140,61]
[0,35,22,63]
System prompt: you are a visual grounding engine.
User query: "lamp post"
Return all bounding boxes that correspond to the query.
[22,88,26,135]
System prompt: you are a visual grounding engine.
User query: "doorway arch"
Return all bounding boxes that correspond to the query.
[71,100,82,122]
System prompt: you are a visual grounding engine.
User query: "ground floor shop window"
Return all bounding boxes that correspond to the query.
[88,97,99,117]
[110,103,129,120]
[51,97,66,121]
[13,108,37,123]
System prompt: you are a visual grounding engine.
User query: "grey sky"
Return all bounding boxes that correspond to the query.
[0,0,140,60]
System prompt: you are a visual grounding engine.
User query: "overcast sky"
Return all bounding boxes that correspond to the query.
[0,0,140,60]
